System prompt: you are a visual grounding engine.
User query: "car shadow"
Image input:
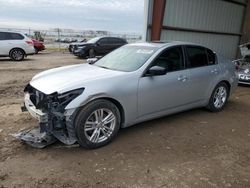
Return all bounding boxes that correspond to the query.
[35,52,50,55]
[43,107,208,151]
[21,100,240,153]
[238,83,250,88]
[0,58,34,62]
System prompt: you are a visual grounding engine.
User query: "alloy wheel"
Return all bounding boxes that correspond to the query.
[12,50,23,60]
[213,86,227,109]
[84,108,116,143]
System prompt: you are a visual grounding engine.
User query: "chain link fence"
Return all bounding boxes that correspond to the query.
[0,27,142,50]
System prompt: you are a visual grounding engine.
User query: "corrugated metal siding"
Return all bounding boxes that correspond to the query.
[163,0,245,34]
[234,0,247,4]
[145,0,246,59]
[161,30,239,59]
[147,0,154,25]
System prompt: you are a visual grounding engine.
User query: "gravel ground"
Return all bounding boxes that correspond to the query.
[0,52,249,188]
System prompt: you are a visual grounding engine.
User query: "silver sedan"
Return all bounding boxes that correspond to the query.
[19,42,238,149]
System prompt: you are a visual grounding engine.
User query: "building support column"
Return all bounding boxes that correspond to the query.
[240,0,250,44]
[151,0,166,41]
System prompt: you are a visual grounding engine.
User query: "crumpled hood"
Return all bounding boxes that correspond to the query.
[239,64,250,75]
[30,64,124,95]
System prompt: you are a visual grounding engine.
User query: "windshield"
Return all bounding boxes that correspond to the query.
[94,45,157,72]
[87,37,100,44]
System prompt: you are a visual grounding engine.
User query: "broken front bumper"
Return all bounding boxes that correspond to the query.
[24,93,48,122]
[14,93,78,148]
[238,73,250,85]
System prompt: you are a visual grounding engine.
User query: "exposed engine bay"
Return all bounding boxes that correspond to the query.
[13,84,84,148]
[233,43,250,85]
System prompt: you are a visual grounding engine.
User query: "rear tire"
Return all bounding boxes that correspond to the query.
[206,82,229,112]
[75,99,121,149]
[10,48,25,61]
[34,47,39,54]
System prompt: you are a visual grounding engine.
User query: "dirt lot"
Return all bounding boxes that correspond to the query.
[0,52,249,188]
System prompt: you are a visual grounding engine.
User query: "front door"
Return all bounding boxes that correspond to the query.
[138,46,191,117]
[95,38,109,55]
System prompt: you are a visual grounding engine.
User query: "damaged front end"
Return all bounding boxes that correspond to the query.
[14,84,84,148]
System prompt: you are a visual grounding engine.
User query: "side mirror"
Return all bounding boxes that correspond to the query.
[147,66,167,76]
[87,58,98,64]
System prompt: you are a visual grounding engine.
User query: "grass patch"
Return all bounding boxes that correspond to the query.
[45,47,68,52]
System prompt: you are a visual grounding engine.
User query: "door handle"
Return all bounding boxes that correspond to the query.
[211,69,219,74]
[177,75,187,82]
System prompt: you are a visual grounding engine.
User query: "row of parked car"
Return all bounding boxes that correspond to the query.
[1,30,249,87]
[0,31,45,61]
[55,38,85,43]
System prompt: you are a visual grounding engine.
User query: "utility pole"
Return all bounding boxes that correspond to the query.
[55,28,61,51]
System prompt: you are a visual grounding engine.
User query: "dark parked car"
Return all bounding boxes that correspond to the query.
[68,39,87,53]
[32,39,45,54]
[73,37,127,58]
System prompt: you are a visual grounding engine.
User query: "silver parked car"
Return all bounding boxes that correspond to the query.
[18,42,238,149]
[237,59,250,85]
[233,42,250,85]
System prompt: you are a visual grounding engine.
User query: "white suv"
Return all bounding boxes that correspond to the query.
[0,31,35,61]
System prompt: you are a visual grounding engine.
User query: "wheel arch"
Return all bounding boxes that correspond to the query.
[207,79,232,105]
[76,97,125,127]
[9,47,26,56]
[218,80,231,93]
[97,97,125,127]
[104,97,125,124]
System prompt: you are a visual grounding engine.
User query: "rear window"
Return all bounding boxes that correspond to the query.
[0,32,5,40]
[99,38,109,45]
[207,49,216,65]
[111,38,125,44]
[9,33,24,40]
[0,32,24,40]
[186,46,208,68]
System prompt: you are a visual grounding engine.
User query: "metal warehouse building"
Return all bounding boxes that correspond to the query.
[143,0,250,59]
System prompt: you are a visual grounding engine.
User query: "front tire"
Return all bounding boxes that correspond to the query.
[10,48,25,61]
[207,82,229,112]
[88,49,95,58]
[75,99,121,149]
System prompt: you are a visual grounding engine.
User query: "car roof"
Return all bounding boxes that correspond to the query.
[0,30,23,34]
[99,36,126,40]
[128,41,205,49]
[0,31,26,37]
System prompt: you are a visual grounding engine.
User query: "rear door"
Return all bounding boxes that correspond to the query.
[184,45,220,102]
[106,38,117,52]
[96,38,110,55]
[0,32,11,55]
[111,38,125,50]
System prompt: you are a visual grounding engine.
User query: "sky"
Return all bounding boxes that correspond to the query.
[0,0,144,34]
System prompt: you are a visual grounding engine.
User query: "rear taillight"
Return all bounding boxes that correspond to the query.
[233,60,240,71]
[235,64,240,71]
[25,40,34,45]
